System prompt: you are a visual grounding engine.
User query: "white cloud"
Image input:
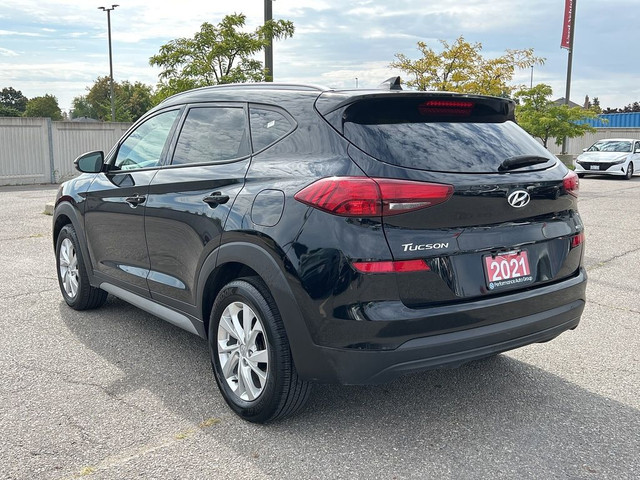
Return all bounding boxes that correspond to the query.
[0,30,42,37]
[0,47,18,56]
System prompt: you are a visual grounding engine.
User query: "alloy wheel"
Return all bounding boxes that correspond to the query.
[59,238,79,299]
[217,301,269,401]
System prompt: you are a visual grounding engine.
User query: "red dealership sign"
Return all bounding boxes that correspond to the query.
[561,0,574,49]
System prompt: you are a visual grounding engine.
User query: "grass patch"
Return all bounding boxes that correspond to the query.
[78,466,95,476]
[199,417,221,428]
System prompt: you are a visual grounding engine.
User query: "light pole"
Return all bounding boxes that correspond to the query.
[264,0,273,81]
[99,5,119,121]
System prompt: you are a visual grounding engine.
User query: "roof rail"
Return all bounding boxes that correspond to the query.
[160,82,329,104]
[203,82,328,92]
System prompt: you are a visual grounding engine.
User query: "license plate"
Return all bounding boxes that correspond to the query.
[590,165,600,170]
[484,250,533,291]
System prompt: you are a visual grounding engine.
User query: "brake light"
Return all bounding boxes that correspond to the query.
[570,232,585,248]
[563,171,579,197]
[352,259,430,273]
[294,177,454,217]
[418,100,474,116]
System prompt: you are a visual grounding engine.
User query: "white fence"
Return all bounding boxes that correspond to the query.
[0,118,131,186]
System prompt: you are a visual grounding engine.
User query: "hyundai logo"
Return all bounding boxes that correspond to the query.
[507,190,530,208]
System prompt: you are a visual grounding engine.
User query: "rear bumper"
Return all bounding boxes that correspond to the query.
[295,269,586,384]
[314,300,581,384]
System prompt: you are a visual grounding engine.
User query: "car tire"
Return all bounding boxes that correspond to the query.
[624,162,634,180]
[209,277,310,423]
[56,224,108,310]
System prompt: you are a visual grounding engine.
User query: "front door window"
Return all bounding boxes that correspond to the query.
[114,110,180,170]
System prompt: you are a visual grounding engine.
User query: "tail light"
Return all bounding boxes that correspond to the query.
[418,100,474,116]
[563,171,579,197]
[352,259,430,274]
[570,231,585,249]
[294,177,454,217]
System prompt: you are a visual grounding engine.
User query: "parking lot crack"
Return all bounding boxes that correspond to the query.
[586,245,640,272]
[587,300,640,316]
[1,288,58,300]
[14,362,146,414]
[0,234,52,241]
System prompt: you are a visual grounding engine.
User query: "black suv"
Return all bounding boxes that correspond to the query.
[53,82,586,422]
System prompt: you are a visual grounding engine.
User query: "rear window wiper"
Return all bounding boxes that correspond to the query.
[498,155,552,172]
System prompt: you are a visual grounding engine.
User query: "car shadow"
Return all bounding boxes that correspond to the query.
[61,297,639,478]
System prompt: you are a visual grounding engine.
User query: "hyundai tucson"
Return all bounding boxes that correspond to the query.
[53,82,586,423]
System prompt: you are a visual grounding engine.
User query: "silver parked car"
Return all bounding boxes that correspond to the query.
[574,138,639,179]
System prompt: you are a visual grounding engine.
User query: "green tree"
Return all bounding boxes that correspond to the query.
[623,101,640,113]
[391,36,544,96]
[120,81,155,121]
[85,76,123,121]
[149,13,295,100]
[514,84,598,148]
[71,77,155,121]
[24,94,62,120]
[70,95,98,119]
[0,105,22,117]
[0,87,28,113]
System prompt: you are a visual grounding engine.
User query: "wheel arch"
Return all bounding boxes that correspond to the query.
[197,241,324,381]
[200,261,260,336]
[53,202,96,286]
[53,212,72,248]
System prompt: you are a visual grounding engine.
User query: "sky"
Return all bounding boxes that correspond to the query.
[0,0,639,113]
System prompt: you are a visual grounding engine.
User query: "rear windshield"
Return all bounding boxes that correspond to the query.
[342,98,554,173]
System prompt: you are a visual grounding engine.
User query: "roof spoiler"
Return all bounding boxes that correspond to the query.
[378,76,402,91]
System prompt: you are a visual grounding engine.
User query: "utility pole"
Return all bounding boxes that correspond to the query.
[264,0,273,81]
[99,5,119,121]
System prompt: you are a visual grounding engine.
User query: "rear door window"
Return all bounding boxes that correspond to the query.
[171,106,249,165]
[342,97,554,173]
[249,106,295,152]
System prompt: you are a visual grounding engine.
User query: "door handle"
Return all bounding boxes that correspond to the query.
[203,192,230,208]
[125,194,146,208]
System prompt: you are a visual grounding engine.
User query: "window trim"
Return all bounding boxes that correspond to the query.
[164,102,252,169]
[106,107,184,172]
[248,103,297,155]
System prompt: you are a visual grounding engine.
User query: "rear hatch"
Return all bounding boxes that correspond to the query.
[316,92,584,307]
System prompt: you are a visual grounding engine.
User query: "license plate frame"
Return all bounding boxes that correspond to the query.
[589,165,600,171]
[483,250,534,291]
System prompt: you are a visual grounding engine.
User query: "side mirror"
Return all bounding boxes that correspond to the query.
[74,151,104,173]
[582,148,588,152]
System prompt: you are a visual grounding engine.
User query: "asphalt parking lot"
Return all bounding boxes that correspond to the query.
[1,177,638,480]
